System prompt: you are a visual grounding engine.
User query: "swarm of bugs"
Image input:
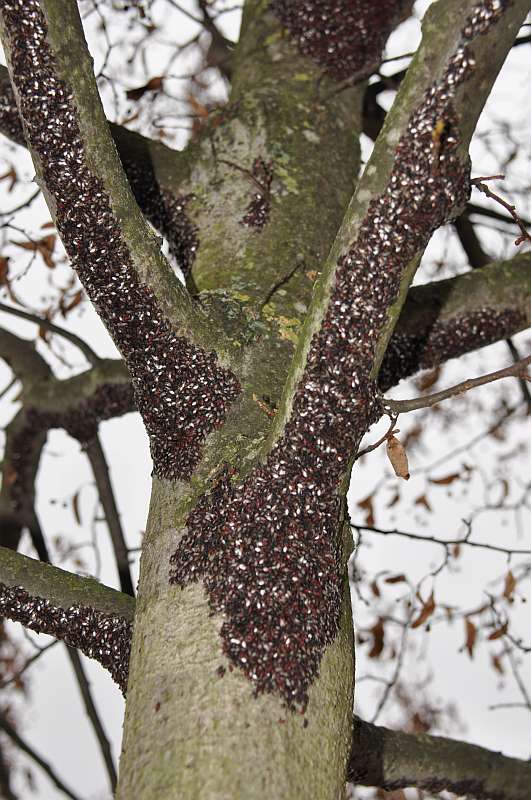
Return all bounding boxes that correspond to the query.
[1,0,241,482]
[0,583,131,692]
[171,1,508,709]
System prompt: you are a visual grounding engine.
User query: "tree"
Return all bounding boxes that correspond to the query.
[0,0,530,798]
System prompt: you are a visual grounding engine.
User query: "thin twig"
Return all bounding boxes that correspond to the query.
[0,188,41,217]
[355,413,398,460]
[471,175,531,246]
[0,302,100,366]
[21,522,118,791]
[0,711,81,800]
[354,524,531,556]
[217,158,271,199]
[383,355,531,414]
[66,649,118,792]
[0,639,58,689]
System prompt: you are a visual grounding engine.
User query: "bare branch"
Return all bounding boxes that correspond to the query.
[0,710,80,800]
[349,717,531,800]
[0,302,100,367]
[83,435,134,597]
[355,524,531,557]
[66,649,117,792]
[383,354,531,413]
[471,175,531,246]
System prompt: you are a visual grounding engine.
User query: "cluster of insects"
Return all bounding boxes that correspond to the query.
[270,0,412,82]
[0,583,132,693]
[379,308,525,392]
[240,158,274,230]
[2,0,240,482]
[171,0,508,709]
[7,383,134,516]
[122,156,199,280]
[0,78,24,146]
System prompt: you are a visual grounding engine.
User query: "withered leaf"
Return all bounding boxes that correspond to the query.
[72,491,81,526]
[386,434,409,480]
[415,366,441,391]
[187,93,210,119]
[13,235,56,268]
[503,570,516,601]
[126,76,163,101]
[386,489,400,508]
[465,618,477,658]
[0,165,17,192]
[487,622,508,641]
[357,493,375,527]
[491,653,505,675]
[0,256,9,285]
[60,289,83,317]
[414,493,432,512]
[384,573,407,584]
[411,591,435,629]
[368,618,385,659]
[429,472,461,486]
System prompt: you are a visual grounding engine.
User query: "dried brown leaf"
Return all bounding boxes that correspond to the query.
[0,256,9,285]
[0,165,17,191]
[386,434,409,480]
[503,570,516,600]
[465,618,477,658]
[384,573,407,584]
[411,591,435,629]
[72,491,81,526]
[488,622,508,641]
[126,76,163,101]
[368,618,385,659]
[415,366,441,392]
[386,489,400,508]
[414,493,432,512]
[429,472,461,486]
[491,653,505,675]
[357,493,375,527]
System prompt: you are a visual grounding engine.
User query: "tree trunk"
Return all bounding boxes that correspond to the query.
[118,481,354,799]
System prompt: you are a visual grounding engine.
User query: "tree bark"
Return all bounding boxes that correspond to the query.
[0,1,529,799]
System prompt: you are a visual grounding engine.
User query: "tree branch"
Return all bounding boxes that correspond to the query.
[0,2,237,355]
[0,301,100,367]
[380,250,531,391]
[383,354,531,413]
[454,209,531,409]
[66,648,117,792]
[196,0,233,80]
[0,327,51,386]
[0,1,241,482]
[349,717,531,800]
[0,547,134,621]
[355,524,531,557]
[268,0,530,448]
[0,351,134,554]
[471,176,531,246]
[0,710,80,800]
[83,435,134,597]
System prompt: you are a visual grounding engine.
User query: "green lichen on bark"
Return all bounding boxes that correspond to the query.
[0,546,135,620]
